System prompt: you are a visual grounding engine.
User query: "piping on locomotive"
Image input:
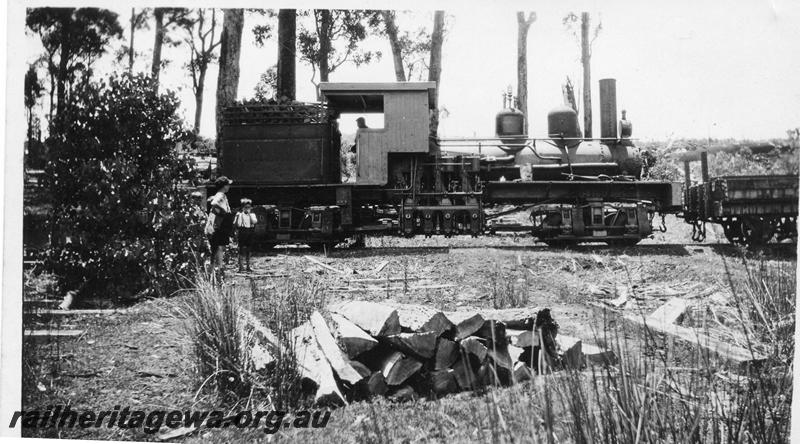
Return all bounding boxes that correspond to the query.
[212,78,684,249]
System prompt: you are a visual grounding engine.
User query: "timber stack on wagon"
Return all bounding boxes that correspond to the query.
[245,301,605,406]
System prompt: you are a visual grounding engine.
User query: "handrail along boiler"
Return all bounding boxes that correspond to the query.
[215,79,684,248]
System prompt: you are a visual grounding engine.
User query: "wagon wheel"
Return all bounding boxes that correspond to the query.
[721,219,745,245]
[775,217,798,243]
[740,217,776,246]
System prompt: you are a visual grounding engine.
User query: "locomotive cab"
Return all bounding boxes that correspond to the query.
[319,82,437,186]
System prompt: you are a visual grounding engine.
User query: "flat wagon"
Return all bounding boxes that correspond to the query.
[682,152,798,245]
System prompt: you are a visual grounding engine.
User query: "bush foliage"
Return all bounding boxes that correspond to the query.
[44,73,198,303]
[640,138,799,183]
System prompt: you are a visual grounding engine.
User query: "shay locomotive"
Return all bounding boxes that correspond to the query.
[212,78,793,249]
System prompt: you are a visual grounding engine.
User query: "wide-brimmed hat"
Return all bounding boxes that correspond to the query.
[190,191,203,199]
[240,198,253,206]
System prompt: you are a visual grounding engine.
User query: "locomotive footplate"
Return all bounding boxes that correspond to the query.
[484,180,682,211]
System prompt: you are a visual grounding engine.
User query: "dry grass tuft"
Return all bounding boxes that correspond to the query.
[183,271,329,410]
[183,273,255,404]
[462,255,795,443]
[250,275,328,410]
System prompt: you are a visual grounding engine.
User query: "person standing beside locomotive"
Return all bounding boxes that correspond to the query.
[346,117,368,182]
[234,198,258,273]
[353,116,368,153]
[205,176,234,281]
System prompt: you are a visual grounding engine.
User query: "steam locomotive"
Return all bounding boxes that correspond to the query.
[212,78,793,249]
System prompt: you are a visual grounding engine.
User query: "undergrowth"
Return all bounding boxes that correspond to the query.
[355,256,793,443]
[183,272,328,411]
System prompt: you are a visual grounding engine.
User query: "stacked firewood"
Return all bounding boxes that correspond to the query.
[253,301,568,406]
[222,99,333,126]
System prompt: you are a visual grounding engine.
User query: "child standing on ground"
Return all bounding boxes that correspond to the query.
[234,198,258,272]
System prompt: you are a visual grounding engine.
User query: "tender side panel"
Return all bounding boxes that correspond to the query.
[221,124,331,184]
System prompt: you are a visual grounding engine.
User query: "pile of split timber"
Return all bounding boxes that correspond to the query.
[247,301,610,406]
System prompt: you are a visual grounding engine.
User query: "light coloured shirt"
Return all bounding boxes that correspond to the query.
[234,212,258,228]
[208,192,230,214]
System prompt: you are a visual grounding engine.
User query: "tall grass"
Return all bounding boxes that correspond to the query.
[249,275,327,410]
[183,271,328,410]
[462,256,795,443]
[183,273,254,404]
[737,259,795,361]
[489,263,530,309]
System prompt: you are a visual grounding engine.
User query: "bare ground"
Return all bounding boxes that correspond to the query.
[21,216,796,442]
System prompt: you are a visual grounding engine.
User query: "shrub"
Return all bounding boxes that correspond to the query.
[340,134,357,183]
[183,133,216,156]
[640,143,683,182]
[709,149,799,177]
[43,73,197,303]
[639,137,799,183]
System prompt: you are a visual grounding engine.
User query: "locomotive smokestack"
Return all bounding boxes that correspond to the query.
[599,78,617,139]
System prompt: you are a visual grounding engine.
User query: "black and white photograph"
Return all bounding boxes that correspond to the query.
[2,0,799,442]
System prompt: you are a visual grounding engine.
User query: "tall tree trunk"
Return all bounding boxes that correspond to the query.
[516,12,536,135]
[383,11,406,82]
[48,59,55,122]
[581,12,592,138]
[152,8,165,85]
[428,10,445,138]
[318,10,332,84]
[277,9,296,100]
[562,76,581,133]
[216,9,244,166]
[129,8,135,72]
[562,77,578,112]
[194,67,206,134]
[27,107,33,142]
[56,40,69,117]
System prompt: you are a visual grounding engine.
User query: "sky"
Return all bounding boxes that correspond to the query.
[21,0,800,141]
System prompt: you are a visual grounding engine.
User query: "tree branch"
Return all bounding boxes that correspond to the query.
[330,48,351,72]
[189,45,198,93]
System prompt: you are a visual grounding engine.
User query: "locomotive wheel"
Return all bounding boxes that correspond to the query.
[740,217,775,246]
